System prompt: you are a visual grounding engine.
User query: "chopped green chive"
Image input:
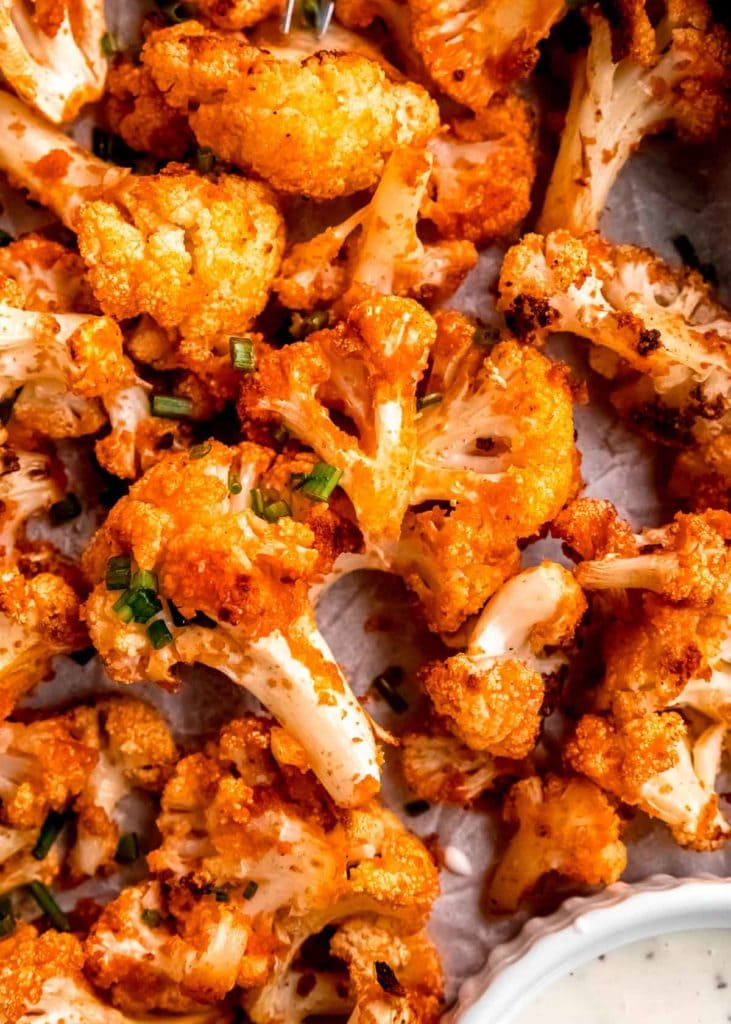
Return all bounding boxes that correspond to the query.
[0,896,15,937]
[0,229,13,248]
[141,908,163,928]
[296,463,342,502]
[115,832,140,864]
[151,394,193,419]
[113,590,135,624]
[131,569,158,592]
[189,441,212,460]
[288,309,330,341]
[372,668,408,713]
[228,470,243,495]
[417,392,442,411]
[49,493,81,525]
[243,880,258,900]
[27,882,69,932]
[250,487,266,516]
[128,589,163,624]
[100,31,119,56]
[261,499,291,523]
[32,811,68,861]
[106,554,131,591]
[205,886,230,902]
[230,336,255,372]
[148,619,173,650]
[473,323,500,347]
[273,424,289,445]
[158,0,190,23]
[195,147,215,173]
[404,799,430,817]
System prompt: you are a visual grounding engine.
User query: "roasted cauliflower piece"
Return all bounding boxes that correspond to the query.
[0,235,97,314]
[241,296,435,546]
[487,775,626,912]
[102,56,193,160]
[0,923,230,1024]
[0,0,107,123]
[567,712,730,850]
[81,440,379,806]
[0,92,285,362]
[421,563,586,756]
[85,715,438,1011]
[539,2,731,234]
[0,448,61,561]
[274,146,477,312]
[409,0,566,110]
[499,230,731,447]
[422,93,536,247]
[670,435,731,513]
[141,22,439,199]
[401,725,517,806]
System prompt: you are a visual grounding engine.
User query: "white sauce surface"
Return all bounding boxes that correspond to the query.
[514,929,731,1024]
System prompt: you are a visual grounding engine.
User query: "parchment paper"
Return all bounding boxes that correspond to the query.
[1,3,730,1009]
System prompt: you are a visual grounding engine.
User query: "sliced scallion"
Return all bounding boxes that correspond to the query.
[128,589,162,624]
[250,488,266,516]
[298,463,342,502]
[100,31,119,56]
[106,554,131,591]
[195,147,215,173]
[243,880,258,900]
[189,441,212,460]
[32,811,68,861]
[151,394,193,419]
[113,590,134,624]
[27,882,69,932]
[261,499,291,523]
[148,619,173,650]
[228,470,243,495]
[141,908,162,928]
[131,569,158,593]
[230,336,255,372]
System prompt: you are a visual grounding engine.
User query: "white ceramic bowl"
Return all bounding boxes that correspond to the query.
[447,875,731,1023]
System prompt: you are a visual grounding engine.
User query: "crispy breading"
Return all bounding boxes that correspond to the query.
[103,57,192,159]
[192,0,283,28]
[401,724,518,805]
[670,435,731,512]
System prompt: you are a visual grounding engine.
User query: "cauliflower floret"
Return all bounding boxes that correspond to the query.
[0,923,230,1024]
[94,383,191,482]
[0,274,136,440]
[102,56,193,159]
[420,563,586,756]
[273,146,477,312]
[241,297,435,546]
[487,775,626,912]
[539,3,731,234]
[422,93,536,246]
[192,0,284,28]
[401,725,517,806]
[0,568,86,719]
[0,447,62,560]
[81,440,379,806]
[141,22,440,199]
[0,0,107,123]
[670,435,731,512]
[552,496,639,563]
[0,93,285,363]
[567,712,730,850]
[0,235,97,314]
[85,715,438,1011]
[409,0,566,110]
[498,231,731,447]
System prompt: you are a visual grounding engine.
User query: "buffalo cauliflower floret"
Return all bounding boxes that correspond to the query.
[487,774,626,912]
[102,56,193,159]
[273,146,476,312]
[670,434,731,512]
[0,447,61,561]
[85,715,438,1011]
[499,231,731,447]
[0,568,86,719]
[192,0,284,28]
[401,725,517,806]
[81,440,379,806]
[94,383,191,482]
[421,563,586,756]
[567,711,730,850]
[409,0,566,110]
[241,297,435,546]
[0,235,96,314]
[539,2,731,234]
[0,923,230,1024]
[141,22,439,199]
[0,0,107,123]
[422,93,536,247]
[552,496,639,564]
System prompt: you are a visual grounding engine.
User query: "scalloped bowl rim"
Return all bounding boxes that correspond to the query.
[448,875,731,1023]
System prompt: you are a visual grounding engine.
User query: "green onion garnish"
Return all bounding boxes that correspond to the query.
[404,799,430,817]
[106,554,131,591]
[148,619,173,650]
[261,500,291,523]
[0,229,14,248]
[49,493,81,525]
[243,880,258,900]
[228,470,243,495]
[230,336,255,372]
[288,309,330,341]
[250,488,266,516]
[189,441,211,460]
[473,323,500,347]
[115,832,140,864]
[32,811,68,860]
[131,569,158,593]
[195,147,215,173]
[141,908,163,928]
[417,392,442,411]
[113,590,134,624]
[272,424,289,445]
[158,0,190,22]
[372,668,408,713]
[27,882,69,932]
[0,896,15,937]
[128,589,162,624]
[151,394,193,419]
[100,31,119,56]
[205,886,230,902]
[297,463,342,502]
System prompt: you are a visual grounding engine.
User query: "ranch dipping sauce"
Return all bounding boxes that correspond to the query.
[513,929,731,1024]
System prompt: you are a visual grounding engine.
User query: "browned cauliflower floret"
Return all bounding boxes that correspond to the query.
[0,923,229,1024]
[670,435,731,513]
[567,712,730,850]
[192,0,284,28]
[552,496,640,563]
[401,725,518,806]
[103,56,193,159]
[539,2,731,234]
[0,448,62,561]
[85,715,438,1012]
[81,440,379,806]
[0,235,97,314]
[422,93,537,246]
[421,563,586,756]
[141,22,439,199]
[273,146,477,312]
[0,0,107,123]
[487,775,627,912]
[499,231,731,447]
[409,0,566,110]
